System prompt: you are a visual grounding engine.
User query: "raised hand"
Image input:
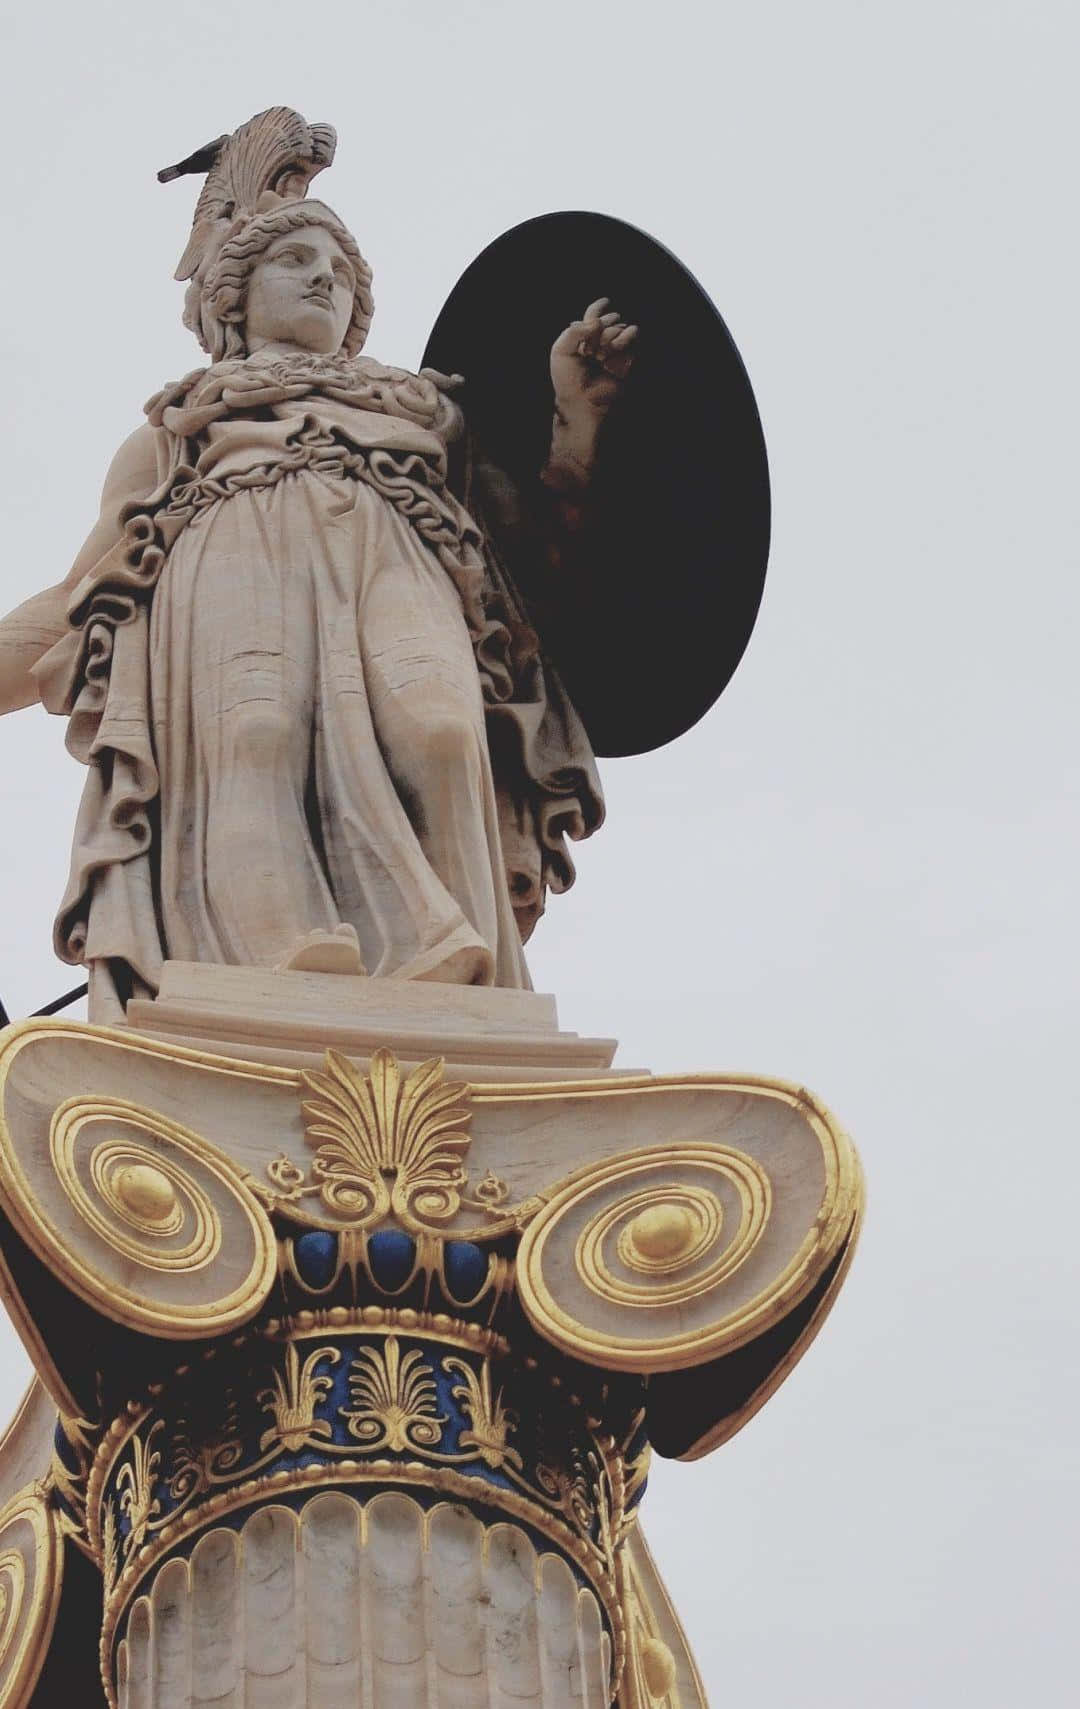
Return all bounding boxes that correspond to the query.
[549,298,638,420]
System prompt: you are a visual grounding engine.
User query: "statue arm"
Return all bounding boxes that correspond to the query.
[0,423,161,716]
[541,297,637,514]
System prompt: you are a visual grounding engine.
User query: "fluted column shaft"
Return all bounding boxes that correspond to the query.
[116,1492,612,1709]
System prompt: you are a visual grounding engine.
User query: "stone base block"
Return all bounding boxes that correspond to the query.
[125,962,621,1080]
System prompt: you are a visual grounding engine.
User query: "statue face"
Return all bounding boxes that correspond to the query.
[244,224,355,356]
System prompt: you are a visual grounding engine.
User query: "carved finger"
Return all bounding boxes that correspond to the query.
[582,297,610,322]
[419,367,466,392]
[551,321,588,354]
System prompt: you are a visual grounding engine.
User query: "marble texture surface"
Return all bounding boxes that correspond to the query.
[115,1492,612,1709]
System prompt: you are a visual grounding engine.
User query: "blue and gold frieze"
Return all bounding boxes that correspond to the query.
[88,1318,649,1673]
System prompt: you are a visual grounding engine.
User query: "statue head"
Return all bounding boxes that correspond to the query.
[160,107,374,362]
[195,198,374,361]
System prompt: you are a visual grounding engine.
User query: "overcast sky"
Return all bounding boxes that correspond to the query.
[0,3,1076,1703]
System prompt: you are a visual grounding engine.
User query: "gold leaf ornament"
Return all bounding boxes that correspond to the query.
[258,1343,340,1453]
[445,1355,523,1471]
[116,1421,164,1557]
[300,1050,472,1230]
[341,1335,446,1451]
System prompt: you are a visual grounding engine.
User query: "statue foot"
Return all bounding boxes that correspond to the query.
[274,924,368,976]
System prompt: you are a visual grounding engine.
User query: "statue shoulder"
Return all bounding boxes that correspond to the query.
[101,422,164,509]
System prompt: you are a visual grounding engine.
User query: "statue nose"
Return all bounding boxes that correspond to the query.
[310,263,334,291]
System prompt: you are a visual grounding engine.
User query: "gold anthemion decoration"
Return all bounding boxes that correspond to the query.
[49,1411,96,1538]
[341,1334,446,1451]
[257,1049,520,1232]
[116,1421,164,1557]
[167,1395,245,1505]
[269,1050,475,1229]
[304,1050,470,1226]
[258,1344,340,1453]
[445,1355,522,1471]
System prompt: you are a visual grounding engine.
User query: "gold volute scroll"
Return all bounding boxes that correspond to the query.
[0,1022,278,1344]
[517,1112,860,1374]
[0,1488,63,1709]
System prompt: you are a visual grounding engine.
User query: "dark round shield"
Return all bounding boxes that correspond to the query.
[422,211,770,758]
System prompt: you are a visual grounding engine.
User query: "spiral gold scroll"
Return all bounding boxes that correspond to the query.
[0,1091,277,1341]
[53,1116,221,1273]
[518,1143,796,1373]
[0,1490,62,1709]
[584,1164,766,1307]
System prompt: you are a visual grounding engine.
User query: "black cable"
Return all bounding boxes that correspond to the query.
[32,983,89,1018]
[1,982,90,1027]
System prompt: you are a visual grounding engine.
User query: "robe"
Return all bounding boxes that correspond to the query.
[35,352,603,1022]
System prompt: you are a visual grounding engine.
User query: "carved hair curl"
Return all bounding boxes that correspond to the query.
[189,199,374,361]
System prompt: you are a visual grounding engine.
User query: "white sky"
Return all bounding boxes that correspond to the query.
[0,2,1076,1703]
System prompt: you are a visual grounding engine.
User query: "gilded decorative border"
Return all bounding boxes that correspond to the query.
[87,1327,641,1632]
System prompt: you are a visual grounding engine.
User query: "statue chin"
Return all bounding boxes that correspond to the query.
[247,308,344,357]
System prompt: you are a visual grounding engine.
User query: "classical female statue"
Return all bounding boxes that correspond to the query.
[0,109,636,1021]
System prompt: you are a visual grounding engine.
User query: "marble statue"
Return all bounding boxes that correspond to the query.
[0,107,636,1021]
[0,110,863,1709]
